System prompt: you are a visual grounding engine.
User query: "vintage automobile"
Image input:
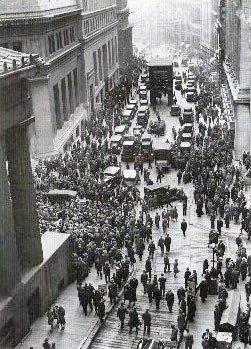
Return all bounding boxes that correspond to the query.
[139,84,148,92]
[110,135,123,154]
[175,80,182,91]
[123,169,138,186]
[182,111,194,124]
[137,106,150,127]
[154,142,172,172]
[46,189,77,202]
[148,120,165,136]
[133,125,144,138]
[114,125,127,136]
[137,338,176,349]
[186,91,195,102]
[129,99,138,112]
[141,134,153,161]
[187,81,195,88]
[144,184,182,208]
[183,107,193,114]
[139,90,148,100]
[170,105,181,116]
[126,103,137,118]
[180,141,191,152]
[219,290,240,340]
[121,110,133,125]
[121,140,135,162]
[140,99,149,107]
[103,166,121,185]
[182,123,193,133]
[181,132,192,142]
[140,74,149,84]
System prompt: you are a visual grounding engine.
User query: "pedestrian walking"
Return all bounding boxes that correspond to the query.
[140,270,148,294]
[164,234,171,252]
[117,303,128,329]
[142,309,151,334]
[164,252,170,273]
[158,274,167,297]
[170,324,178,343]
[174,259,180,277]
[181,219,187,237]
[166,290,174,313]
[184,329,194,349]
[128,307,140,334]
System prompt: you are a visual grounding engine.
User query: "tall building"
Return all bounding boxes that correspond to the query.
[201,0,219,55]
[220,0,251,159]
[0,48,71,346]
[81,0,120,111]
[116,0,133,67]
[0,0,88,157]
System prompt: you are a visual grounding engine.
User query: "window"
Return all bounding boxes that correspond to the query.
[67,73,74,114]
[111,38,115,66]
[73,68,79,107]
[69,27,75,43]
[93,51,98,86]
[63,29,69,46]
[61,78,69,121]
[56,32,63,50]
[48,34,55,54]
[53,84,62,129]
[98,48,102,80]
[108,41,111,69]
[114,36,118,62]
[12,41,22,52]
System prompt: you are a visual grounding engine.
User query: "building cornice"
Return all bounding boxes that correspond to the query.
[83,21,118,44]
[81,5,117,19]
[224,62,250,104]
[0,8,82,26]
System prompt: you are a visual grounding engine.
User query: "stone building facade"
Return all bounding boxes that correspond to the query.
[0,0,88,157]
[0,48,71,347]
[0,0,125,157]
[220,0,251,159]
[116,0,133,68]
[81,0,120,110]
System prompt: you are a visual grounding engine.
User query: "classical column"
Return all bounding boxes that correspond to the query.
[0,135,21,295]
[234,103,250,160]
[6,125,43,269]
[29,76,55,155]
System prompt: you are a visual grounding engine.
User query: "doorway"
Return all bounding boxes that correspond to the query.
[27,287,40,324]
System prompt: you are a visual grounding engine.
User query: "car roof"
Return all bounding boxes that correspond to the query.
[115,125,126,132]
[126,104,135,109]
[123,110,132,116]
[110,135,122,141]
[123,140,134,146]
[103,166,120,175]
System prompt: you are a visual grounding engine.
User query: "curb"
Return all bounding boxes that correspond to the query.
[78,264,135,349]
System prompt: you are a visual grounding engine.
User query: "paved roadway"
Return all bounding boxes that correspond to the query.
[18,64,250,349]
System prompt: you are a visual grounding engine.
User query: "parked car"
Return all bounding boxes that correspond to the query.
[121,110,133,125]
[186,91,195,102]
[103,166,121,185]
[114,125,127,136]
[170,105,181,116]
[110,135,123,154]
[137,106,150,127]
[121,140,135,162]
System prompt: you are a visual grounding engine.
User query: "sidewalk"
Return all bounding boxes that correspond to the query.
[16,265,118,349]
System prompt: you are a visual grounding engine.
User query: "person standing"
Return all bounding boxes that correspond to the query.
[166,290,175,313]
[141,270,148,294]
[174,259,180,277]
[159,274,167,297]
[170,324,178,343]
[164,234,171,252]
[181,219,187,237]
[184,268,192,289]
[128,307,140,334]
[164,252,171,273]
[184,329,194,349]
[117,303,128,329]
[153,286,162,311]
[145,257,152,278]
[97,299,105,323]
[183,196,188,216]
[142,309,151,335]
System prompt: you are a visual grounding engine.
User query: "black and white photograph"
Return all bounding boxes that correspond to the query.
[0,0,251,348]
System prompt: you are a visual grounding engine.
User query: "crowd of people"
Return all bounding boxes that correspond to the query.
[34,51,251,349]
